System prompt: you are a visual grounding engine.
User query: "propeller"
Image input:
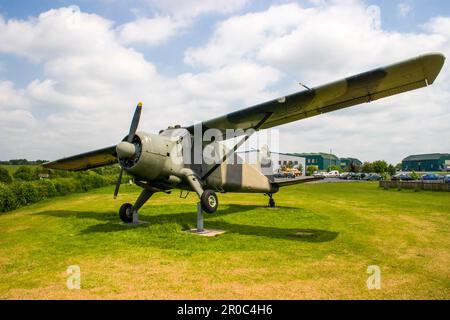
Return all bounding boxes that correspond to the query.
[114,102,142,199]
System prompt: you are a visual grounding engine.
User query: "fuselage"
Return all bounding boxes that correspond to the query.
[121,130,275,194]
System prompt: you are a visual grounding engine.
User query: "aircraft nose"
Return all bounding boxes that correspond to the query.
[116,141,136,158]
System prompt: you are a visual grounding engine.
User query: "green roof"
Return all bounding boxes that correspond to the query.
[340,157,362,163]
[403,153,450,161]
[295,152,339,160]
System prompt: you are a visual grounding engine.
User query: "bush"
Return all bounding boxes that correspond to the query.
[0,171,116,213]
[53,178,82,196]
[11,181,42,206]
[328,165,341,173]
[13,166,37,181]
[0,167,12,184]
[0,183,17,212]
[35,179,57,198]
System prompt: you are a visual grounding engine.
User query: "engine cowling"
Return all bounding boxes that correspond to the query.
[119,132,173,182]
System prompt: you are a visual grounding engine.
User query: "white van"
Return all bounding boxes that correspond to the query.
[326,170,340,178]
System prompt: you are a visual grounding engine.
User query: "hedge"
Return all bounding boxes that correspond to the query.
[0,172,116,213]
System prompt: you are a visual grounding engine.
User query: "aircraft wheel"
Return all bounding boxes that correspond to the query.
[201,190,218,213]
[119,203,133,223]
[269,197,275,208]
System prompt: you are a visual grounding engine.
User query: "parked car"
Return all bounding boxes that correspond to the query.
[366,173,382,181]
[313,172,327,178]
[354,173,369,180]
[391,173,414,181]
[339,172,350,179]
[346,172,357,180]
[326,170,340,178]
[421,173,443,181]
[444,175,450,183]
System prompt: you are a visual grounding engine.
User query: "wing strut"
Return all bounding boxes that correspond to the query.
[201,112,273,180]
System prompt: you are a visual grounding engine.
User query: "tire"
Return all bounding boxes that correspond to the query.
[119,203,133,223]
[200,190,218,213]
[269,197,275,208]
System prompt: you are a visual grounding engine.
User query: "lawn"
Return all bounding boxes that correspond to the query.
[0,182,448,299]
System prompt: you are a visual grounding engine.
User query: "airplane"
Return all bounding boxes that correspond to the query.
[43,53,445,223]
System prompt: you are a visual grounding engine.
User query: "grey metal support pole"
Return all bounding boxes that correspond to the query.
[197,202,204,232]
[132,189,153,224]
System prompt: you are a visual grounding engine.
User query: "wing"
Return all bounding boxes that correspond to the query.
[186,53,445,135]
[43,146,117,171]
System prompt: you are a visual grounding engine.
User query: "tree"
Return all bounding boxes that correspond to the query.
[410,170,419,180]
[372,160,388,174]
[387,164,396,176]
[0,167,12,183]
[328,165,341,172]
[361,162,374,173]
[13,166,36,181]
[306,165,318,176]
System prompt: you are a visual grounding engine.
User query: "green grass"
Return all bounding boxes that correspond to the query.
[0,182,448,299]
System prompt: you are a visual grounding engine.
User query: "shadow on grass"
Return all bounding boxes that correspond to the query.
[35,204,338,243]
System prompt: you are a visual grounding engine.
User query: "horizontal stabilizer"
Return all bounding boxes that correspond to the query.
[272,176,324,188]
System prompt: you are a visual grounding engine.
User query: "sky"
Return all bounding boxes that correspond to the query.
[0,0,449,164]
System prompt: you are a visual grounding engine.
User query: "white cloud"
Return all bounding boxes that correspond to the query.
[184,3,305,68]
[398,3,412,17]
[117,16,186,45]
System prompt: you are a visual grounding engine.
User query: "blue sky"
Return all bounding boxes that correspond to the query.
[0,0,449,163]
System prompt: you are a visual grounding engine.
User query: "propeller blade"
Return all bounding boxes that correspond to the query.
[113,167,124,199]
[127,102,142,143]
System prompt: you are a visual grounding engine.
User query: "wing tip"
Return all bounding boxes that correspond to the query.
[419,52,446,85]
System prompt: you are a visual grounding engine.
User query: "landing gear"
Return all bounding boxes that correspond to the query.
[118,188,154,224]
[119,203,133,223]
[181,168,219,213]
[268,193,275,208]
[200,189,218,213]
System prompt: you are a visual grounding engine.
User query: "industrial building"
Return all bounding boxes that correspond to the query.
[402,153,450,172]
[237,150,306,175]
[272,152,306,175]
[340,157,362,169]
[295,152,339,170]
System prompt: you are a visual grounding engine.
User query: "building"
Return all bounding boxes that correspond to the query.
[402,153,450,172]
[273,153,306,175]
[295,152,339,170]
[237,150,306,175]
[340,157,362,169]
